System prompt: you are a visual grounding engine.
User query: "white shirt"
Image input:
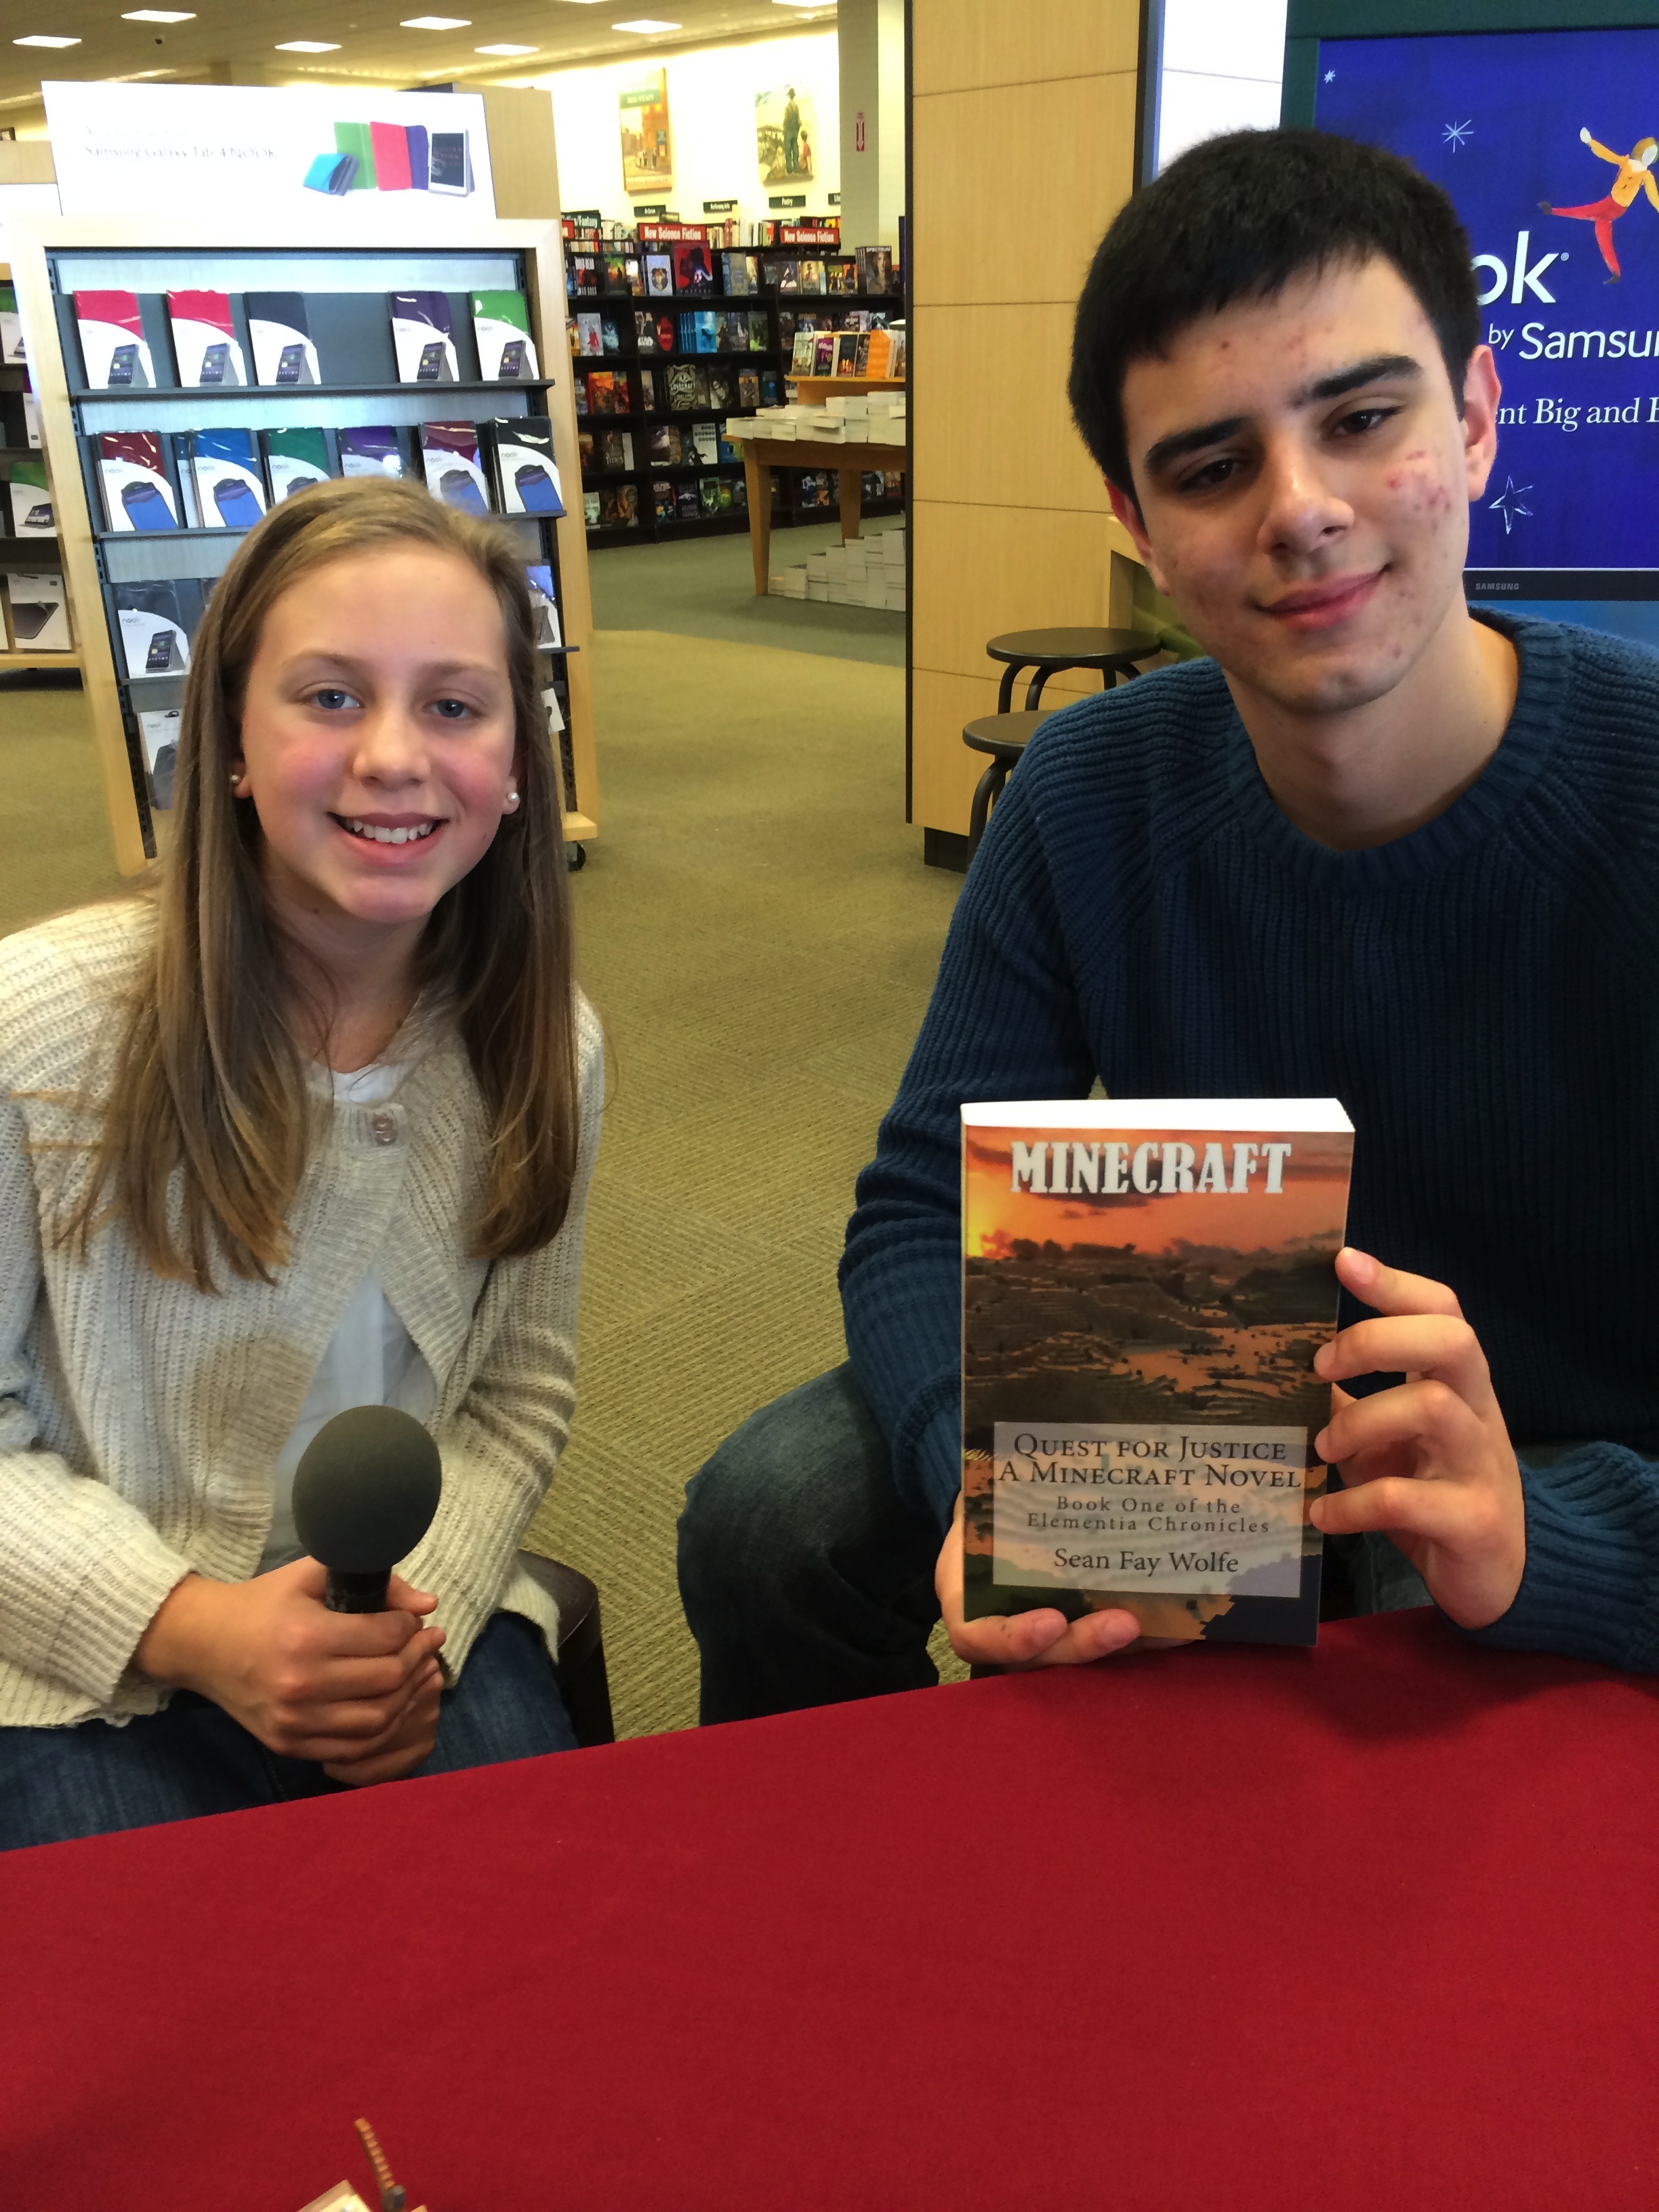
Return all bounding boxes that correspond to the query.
[259,1061,436,1572]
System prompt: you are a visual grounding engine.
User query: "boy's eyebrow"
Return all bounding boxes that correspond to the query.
[1141,352,1425,476]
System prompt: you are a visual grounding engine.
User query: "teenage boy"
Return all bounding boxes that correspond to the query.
[679,128,1659,1718]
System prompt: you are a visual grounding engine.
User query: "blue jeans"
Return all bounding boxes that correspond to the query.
[677,1363,1431,1725]
[0,1609,577,1853]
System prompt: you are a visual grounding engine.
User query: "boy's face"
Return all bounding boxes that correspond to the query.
[1109,256,1500,721]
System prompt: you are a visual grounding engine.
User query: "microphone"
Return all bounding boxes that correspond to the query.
[291,1406,443,1614]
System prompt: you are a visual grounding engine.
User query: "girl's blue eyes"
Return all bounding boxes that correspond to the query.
[306,690,475,720]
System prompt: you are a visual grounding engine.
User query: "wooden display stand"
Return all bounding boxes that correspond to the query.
[4,212,598,876]
[741,434,905,594]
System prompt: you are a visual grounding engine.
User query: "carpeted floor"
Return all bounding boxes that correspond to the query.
[0,570,960,1742]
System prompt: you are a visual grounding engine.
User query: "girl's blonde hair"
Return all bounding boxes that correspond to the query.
[66,475,579,1289]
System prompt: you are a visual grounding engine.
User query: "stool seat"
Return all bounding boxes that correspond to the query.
[515,1549,616,1747]
[985,625,1161,712]
[962,710,1052,857]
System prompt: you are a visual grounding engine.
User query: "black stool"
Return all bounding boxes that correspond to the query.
[987,626,1161,712]
[964,709,1050,858]
[516,1550,617,1748]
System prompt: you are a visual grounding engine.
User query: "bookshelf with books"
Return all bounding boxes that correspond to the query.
[565,218,905,547]
[0,271,75,669]
[4,216,598,874]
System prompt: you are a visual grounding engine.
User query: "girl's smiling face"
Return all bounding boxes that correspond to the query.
[231,544,520,937]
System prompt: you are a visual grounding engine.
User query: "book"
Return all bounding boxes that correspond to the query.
[638,367,657,411]
[790,330,816,374]
[777,260,800,293]
[747,310,769,352]
[799,258,826,295]
[587,369,618,417]
[419,422,490,512]
[4,570,70,649]
[708,368,734,411]
[390,291,458,384]
[184,428,266,530]
[654,313,676,354]
[575,311,604,358]
[74,290,156,390]
[167,289,247,388]
[635,309,659,349]
[582,491,600,527]
[525,562,562,647]
[673,242,715,291]
[598,487,621,525]
[717,427,738,463]
[115,579,194,679]
[577,431,595,475]
[960,1099,1355,1650]
[690,420,718,466]
[813,332,836,375]
[722,251,760,295]
[567,251,598,298]
[4,461,53,537]
[472,289,539,381]
[616,481,639,523]
[573,376,589,417]
[491,417,563,515]
[737,370,760,409]
[602,253,629,294]
[245,292,320,387]
[651,478,675,523]
[665,362,699,412]
[262,426,331,503]
[731,472,747,512]
[598,428,628,471]
[138,706,182,809]
[834,331,861,376]
[600,316,622,354]
[827,258,858,295]
[720,310,746,354]
[760,371,781,404]
[644,252,673,297]
[337,425,405,478]
[697,476,721,516]
[647,424,680,465]
[98,432,178,532]
[675,480,699,518]
[856,245,894,295]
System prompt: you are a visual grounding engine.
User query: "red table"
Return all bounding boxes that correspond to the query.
[3,1610,1656,2211]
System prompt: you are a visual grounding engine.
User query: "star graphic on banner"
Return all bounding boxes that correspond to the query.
[1324,68,1335,83]
[1443,119,1473,151]
[1489,476,1533,535]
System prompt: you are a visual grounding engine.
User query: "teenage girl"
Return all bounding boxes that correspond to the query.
[0,476,600,1848]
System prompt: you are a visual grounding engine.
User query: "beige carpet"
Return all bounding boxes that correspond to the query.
[0,633,964,1740]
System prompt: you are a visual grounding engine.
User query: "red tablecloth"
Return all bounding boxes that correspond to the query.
[3,1610,1656,2211]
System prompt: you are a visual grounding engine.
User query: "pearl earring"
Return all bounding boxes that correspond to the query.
[229,771,242,792]
[504,787,520,812]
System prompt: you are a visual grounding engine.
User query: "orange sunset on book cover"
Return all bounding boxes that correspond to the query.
[961,1100,1354,1647]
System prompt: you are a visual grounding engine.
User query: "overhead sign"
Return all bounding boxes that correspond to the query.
[43,81,495,226]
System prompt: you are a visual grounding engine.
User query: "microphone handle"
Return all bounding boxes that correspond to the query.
[324,1568,391,1614]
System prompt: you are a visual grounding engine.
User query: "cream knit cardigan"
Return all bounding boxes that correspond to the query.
[0,901,602,1729]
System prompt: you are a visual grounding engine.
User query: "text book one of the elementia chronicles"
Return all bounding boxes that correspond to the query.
[962,1099,1354,1647]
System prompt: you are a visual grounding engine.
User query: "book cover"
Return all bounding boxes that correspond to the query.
[675,480,699,519]
[390,291,458,384]
[645,252,672,298]
[4,570,70,649]
[673,242,714,291]
[778,260,800,293]
[665,362,699,412]
[778,310,799,352]
[737,370,760,409]
[115,579,192,679]
[598,487,621,525]
[491,417,564,516]
[747,310,769,353]
[167,289,247,388]
[834,331,861,376]
[138,706,182,809]
[717,427,738,463]
[524,562,562,647]
[638,367,657,411]
[472,290,539,382]
[717,476,734,511]
[5,460,53,537]
[588,370,617,416]
[799,258,826,294]
[245,293,320,387]
[651,478,675,523]
[74,290,156,390]
[960,1099,1355,1649]
[760,371,781,405]
[689,364,712,408]
[813,332,836,376]
[731,471,747,512]
[370,119,413,191]
[184,428,266,530]
[790,330,816,374]
[582,491,600,527]
[690,420,718,466]
[577,431,595,475]
[602,253,629,294]
[333,120,378,190]
[575,311,604,358]
[599,428,626,471]
[419,422,490,512]
[647,423,679,465]
[567,251,599,298]
[262,426,331,503]
[573,375,590,418]
[98,431,178,533]
[337,425,405,479]
[655,313,675,354]
[708,368,734,411]
[600,316,622,354]
[635,309,659,349]
[857,245,894,294]
[616,481,639,523]
[697,475,721,517]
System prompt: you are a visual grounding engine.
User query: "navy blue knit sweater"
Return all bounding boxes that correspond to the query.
[840,617,1659,1673]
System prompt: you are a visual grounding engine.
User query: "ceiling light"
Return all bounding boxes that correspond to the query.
[14,32,81,45]
[121,9,196,20]
[475,41,535,53]
[612,17,680,28]
[276,38,340,48]
[401,14,470,25]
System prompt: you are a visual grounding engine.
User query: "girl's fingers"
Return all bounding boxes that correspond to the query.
[1315,1374,1491,1472]
[1335,1248,1465,1319]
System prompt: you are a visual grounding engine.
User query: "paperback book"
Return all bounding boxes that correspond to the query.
[245,293,320,387]
[747,310,769,352]
[651,478,675,522]
[74,290,155,390]
[575,311,604,358]
[587,369,619,416]
[419,422,490,512]
[638,367,658,411]
[644,252,672,298]
[672,242,715,291]
[97,432,178,532]
[472,289,538,382]
[261,426,331,503]
[647,424,681,464]
[960,1099,1355,1648]
[491,417,564,515]
[166,289,247,388]
[390,291,459,384]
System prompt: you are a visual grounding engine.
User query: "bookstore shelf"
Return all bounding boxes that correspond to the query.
[3,215,599,872]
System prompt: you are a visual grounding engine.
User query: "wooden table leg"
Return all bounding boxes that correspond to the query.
[838,462,863,541]
[744,448,770,594]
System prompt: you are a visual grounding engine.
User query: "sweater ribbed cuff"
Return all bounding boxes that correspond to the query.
[890,1375,962,1535]
[1462,1446,1659,1675]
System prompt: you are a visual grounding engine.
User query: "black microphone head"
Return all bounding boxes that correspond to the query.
[291,1406,443,1574]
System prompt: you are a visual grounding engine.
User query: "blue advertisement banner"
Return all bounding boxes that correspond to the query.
[1317,26,1659,587]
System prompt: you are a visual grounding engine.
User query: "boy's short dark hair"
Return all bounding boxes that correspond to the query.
[1069,127,1480,495]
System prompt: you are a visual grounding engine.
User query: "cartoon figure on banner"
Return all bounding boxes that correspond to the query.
[1541,126,1659,282]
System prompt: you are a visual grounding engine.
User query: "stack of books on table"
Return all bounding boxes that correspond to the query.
[768,525,905,611]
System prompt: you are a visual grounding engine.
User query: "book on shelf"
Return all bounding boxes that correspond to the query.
[419,422,491,513]
[472,290,539,382]
[745,310,768,353]
[790,330,816,374]
[166,289,248,389]
[97,431,179,533]
[183,428,267,530]
[675,480,699,519]
[598,428,632,471]
[575,311,604,358]
[708,368,734,411]
[577,430,596,474]
[634,309,658,350]
[337,425,405,479]
[74,290,157,390]
[855,245,894,294]
[717,427,739,464]
[960,1099,1354,1650]
[261,426,331,503]
[651,312,673,354]
[525,562,562,647]
[3,570,70,650]
[731,472,747,512]
[597,485,637,526]
[833,331,861,377]
[582,490,601,526]
[672,242,715,291]
[638,367,657,411]
[114,578,194,679]
[245,293,320,388]
[799,258,828,295]
[4,461,54,537]
[601,316,622,354]
[603,251,642,295]
[777,259,800,293]
[813,332,836,376]
[644,252,673,297]
[138,707,182,809]
[567,251,599,297]
[587,369,618,416]
[647,423,681,465]
[722,310,747,354]
[827,258,858,296]
[664,362,699,411]
[736,369,760,409]
[722,251,760,295]
[651,478,675,523]
[760,371,781,405]
[491,417,564,516]
[677,310,720,356]
[689,420,718,466]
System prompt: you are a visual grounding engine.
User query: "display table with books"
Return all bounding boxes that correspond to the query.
[3,1608,1654,2210]
[726,391,907,593]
